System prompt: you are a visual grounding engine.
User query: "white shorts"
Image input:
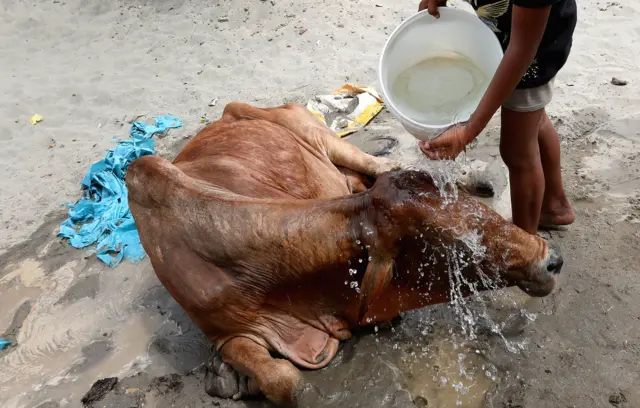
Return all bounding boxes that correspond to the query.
[503,77,555,113]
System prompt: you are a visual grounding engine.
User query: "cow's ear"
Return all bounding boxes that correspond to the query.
[358,255,394,322]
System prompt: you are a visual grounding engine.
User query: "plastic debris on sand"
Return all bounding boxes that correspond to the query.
[29,114,43,125]
[0,338,11,351]
[306,84,383,137]
[59,116,183,267]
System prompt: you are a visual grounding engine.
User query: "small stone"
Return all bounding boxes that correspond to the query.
[217,17,229,22]
[413,396,429,407]
[609,392,627,405]
[82,378,118,405]
[611,77,628,86]
[298,27,308,35]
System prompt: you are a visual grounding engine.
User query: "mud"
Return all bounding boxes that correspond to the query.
[1,300,31,346]
[56,274,100,306]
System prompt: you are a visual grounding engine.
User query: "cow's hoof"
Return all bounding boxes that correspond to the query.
[204,354,241,399]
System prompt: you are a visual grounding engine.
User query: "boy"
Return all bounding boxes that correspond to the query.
[417,0,577,234]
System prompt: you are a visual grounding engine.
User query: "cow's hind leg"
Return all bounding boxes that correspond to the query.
[223,102,404,177]
[208,337,303,406]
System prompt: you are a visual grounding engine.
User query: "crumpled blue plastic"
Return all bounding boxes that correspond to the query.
[0,338,11,351]
[59,116,183,267]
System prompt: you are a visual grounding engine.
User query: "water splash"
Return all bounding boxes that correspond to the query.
[370,136,537,405]
[405,218,539,406]
[430,159,462,206]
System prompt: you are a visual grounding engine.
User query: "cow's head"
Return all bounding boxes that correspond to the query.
[362,170,562,305]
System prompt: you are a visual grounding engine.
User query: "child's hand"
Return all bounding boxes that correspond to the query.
[418,124,475,160]
[418,0,447,18]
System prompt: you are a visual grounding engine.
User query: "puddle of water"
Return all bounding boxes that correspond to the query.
[403,338,495,408]
[0,256,166,408]
[2,312,163,408]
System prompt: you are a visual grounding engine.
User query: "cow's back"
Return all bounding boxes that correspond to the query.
[173,106,351,200]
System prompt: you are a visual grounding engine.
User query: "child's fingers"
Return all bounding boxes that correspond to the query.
[428,0,441,18]
[420,134,448,151]
[419,142,444,160]
[418,0,440,18]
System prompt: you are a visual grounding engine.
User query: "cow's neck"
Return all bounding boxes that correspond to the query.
[261,193,373,273]
[182,191,373,279]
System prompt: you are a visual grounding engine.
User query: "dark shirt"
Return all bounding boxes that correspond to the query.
[464,0,578,88]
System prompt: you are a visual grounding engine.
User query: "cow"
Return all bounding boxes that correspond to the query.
[125,102,563,407]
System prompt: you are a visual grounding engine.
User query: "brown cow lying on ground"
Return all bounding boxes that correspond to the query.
[126,102,563,406]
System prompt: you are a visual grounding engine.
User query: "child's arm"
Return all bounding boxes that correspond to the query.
[420,3,554,159]
[465,4,552,137]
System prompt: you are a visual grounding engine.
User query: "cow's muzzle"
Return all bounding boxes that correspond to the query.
[543,243,564,276]
[516,243,563,297]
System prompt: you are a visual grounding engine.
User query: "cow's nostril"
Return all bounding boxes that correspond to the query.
[546,257,564,275]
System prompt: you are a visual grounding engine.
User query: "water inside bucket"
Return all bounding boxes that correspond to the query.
[391,52,489,126]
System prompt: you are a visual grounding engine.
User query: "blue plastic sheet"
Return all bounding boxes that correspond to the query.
[59,116,183,267]
[0,338,11,351]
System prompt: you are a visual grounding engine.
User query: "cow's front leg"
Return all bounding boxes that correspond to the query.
[322,132,405,177]
[211,337,304,407]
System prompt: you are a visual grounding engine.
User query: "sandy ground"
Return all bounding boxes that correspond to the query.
[1,0,640,407]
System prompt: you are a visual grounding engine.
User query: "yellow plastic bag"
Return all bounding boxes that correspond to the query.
[306,84,383,137]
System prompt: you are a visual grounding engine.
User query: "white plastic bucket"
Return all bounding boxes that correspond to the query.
[378,8,503,141]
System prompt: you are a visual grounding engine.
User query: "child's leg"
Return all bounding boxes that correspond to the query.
[538,112,575,226]
[500,107,546,234]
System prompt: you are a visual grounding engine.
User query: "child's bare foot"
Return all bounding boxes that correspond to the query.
[539,199,575,229]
